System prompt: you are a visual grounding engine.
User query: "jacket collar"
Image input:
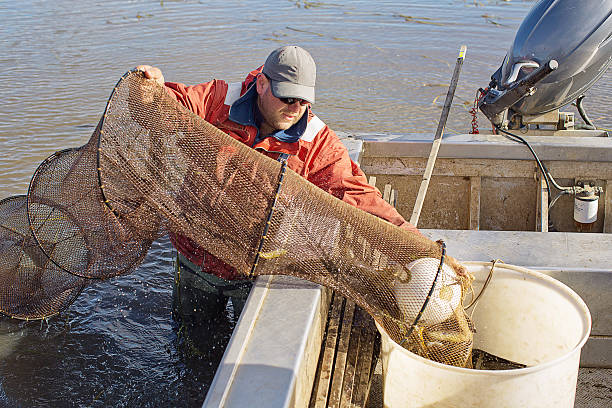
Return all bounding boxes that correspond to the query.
[228,81,309,144]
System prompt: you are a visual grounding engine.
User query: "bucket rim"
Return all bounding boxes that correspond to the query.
[377,261,592,375]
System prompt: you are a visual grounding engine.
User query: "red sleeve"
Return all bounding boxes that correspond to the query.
[163,80,224,120]
[306,128,421,235]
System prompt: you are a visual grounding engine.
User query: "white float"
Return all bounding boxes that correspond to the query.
[377,261,591,408]
[392,257,462,325]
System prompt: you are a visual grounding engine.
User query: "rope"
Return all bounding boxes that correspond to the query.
[249,159,288,277]
[465,259,501,311]
[469,88,486,134]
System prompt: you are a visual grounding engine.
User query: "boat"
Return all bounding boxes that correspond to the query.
[198,1,612,406]
[200,130,611,408]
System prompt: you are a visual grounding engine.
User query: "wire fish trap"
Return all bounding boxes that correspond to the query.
[0,70,473,367]
[0,195,87,319]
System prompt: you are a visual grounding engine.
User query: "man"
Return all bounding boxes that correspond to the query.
[137,45,424,327]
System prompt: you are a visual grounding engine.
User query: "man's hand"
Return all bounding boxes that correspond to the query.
[136,65,165,86]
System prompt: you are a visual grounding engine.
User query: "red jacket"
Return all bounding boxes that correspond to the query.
[164,67,419,279]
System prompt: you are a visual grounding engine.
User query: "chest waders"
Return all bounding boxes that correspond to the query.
[171,152,291,328]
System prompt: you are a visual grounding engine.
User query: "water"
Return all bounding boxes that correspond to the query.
[0,0,610,406]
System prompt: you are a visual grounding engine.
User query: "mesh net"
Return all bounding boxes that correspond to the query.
[0,195,87,319]
[0,71,473,367]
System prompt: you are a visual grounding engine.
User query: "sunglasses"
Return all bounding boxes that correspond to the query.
[278,97,310,106]
[262,74,310,106]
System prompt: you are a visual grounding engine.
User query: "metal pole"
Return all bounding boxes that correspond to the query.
[410,45,467,227]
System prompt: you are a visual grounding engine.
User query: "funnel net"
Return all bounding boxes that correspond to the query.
[0,71,473,367]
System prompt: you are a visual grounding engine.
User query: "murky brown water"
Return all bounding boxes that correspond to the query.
[0,0,610,406]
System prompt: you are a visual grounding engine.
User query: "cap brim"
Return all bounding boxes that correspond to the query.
[270,80,315,104]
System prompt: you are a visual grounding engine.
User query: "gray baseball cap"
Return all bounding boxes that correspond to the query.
[262,45,316,104]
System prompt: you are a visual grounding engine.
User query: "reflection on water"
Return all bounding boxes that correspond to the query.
[0,0,610,406]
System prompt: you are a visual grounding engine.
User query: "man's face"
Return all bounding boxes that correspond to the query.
[256,75,309,134]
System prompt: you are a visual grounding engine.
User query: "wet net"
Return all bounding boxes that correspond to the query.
[0,71,473,367]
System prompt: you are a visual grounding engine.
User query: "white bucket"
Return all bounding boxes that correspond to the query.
[377,261,591,408]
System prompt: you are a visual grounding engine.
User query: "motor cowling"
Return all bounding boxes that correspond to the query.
[485,0,612,118]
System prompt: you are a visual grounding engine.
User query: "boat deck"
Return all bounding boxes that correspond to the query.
[202,134,612,407]
[309,293,380,408]
[203,228,612,407]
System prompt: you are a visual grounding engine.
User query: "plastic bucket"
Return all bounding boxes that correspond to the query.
[376,261,591,408]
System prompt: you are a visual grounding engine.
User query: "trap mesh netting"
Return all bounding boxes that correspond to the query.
[0,71,474,367]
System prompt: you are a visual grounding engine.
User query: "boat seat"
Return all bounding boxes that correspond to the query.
[309,177,395,408]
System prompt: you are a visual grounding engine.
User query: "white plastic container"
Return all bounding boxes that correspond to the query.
[377,261,591,408]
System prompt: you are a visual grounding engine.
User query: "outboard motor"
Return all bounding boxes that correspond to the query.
[479,0,612,129]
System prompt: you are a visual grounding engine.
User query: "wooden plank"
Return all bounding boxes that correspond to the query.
[351,309,377,407]
[469,176,481,230]
[363,158,612,179]
[383,184,392,203]
[605,180,612,233]
[328,300,356,408]
[308,289,332,408]
[310,297,380,408]
[340,317,362,407]
[358,332,377,407]
[311,293,345,408]
[367,176,376,188]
